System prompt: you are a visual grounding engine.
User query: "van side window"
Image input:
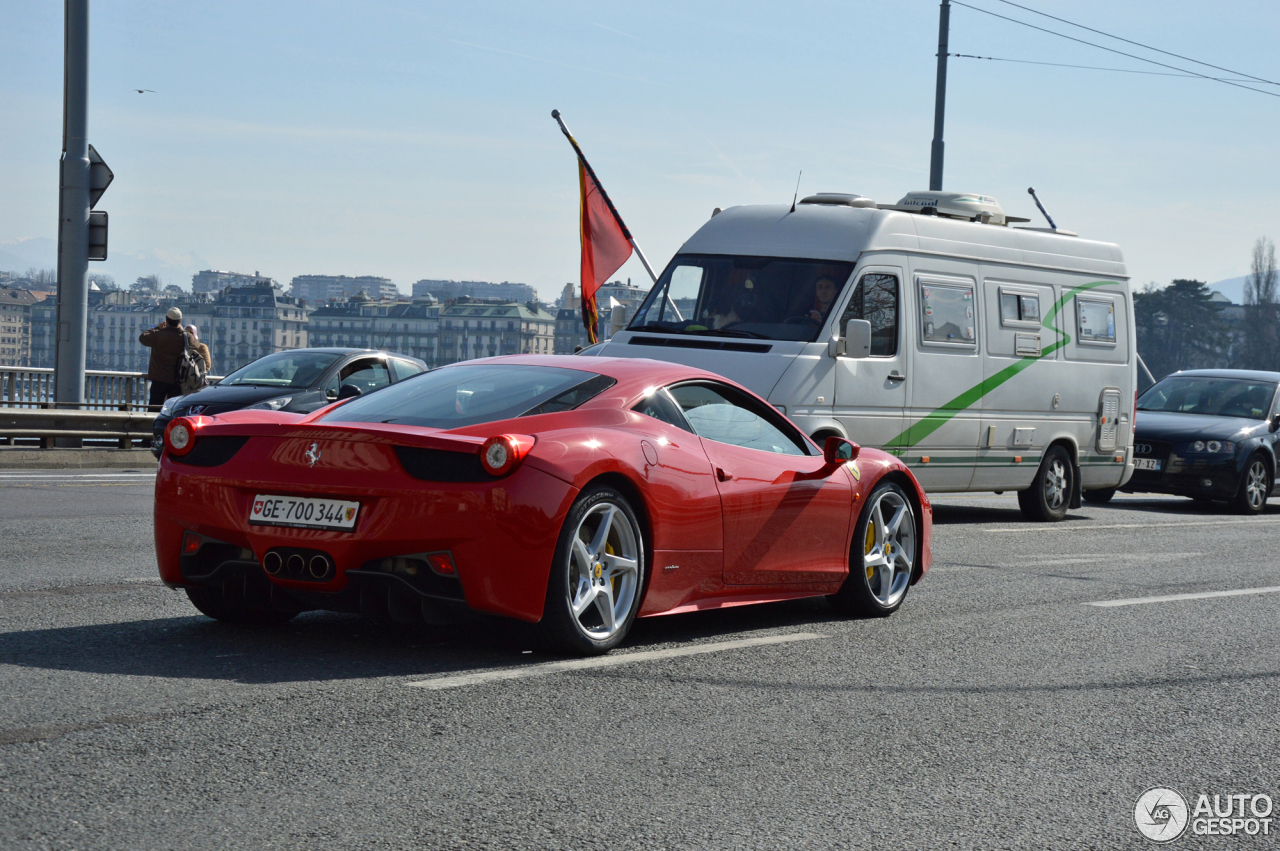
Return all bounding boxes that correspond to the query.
[920,282,976,346]
[1077,297,1116,345]
[999,288,1041,328]
[838,273,899,357]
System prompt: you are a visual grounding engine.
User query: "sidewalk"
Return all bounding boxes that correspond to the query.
[0,447,157,469]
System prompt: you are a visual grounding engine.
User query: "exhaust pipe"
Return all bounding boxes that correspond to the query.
[286,553,305,575]
[308,554,332,580]
[263,550,283,575]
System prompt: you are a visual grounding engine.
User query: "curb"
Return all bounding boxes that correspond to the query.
[0,449,158,470]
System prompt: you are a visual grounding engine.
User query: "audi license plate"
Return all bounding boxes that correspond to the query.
[249,495,360,531]
[1133,458,1162,471]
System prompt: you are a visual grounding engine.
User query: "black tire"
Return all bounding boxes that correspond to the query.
[1017,445,1075,522]
[1082,488,1116,504]
[1232,454,1272,516]
[185,580,296,626]
[828,480,917,617]
[538,486,647,656]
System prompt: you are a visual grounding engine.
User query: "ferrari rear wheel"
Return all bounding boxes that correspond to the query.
[185,579,296,626]
[540,486,646,656]
[828,481,916,617]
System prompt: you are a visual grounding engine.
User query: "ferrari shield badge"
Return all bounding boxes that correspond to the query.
[848,460,861,481]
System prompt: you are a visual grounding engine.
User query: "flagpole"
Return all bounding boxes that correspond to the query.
[551,109,657,284]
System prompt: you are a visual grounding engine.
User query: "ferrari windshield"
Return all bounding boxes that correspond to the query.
[628,254,855,342]
[220,351,340,388]
[1138,376,1278,420]
[322,363,615,428]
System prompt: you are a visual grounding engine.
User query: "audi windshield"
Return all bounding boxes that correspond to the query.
[628,255,855,343]
[1138,376,1278,420]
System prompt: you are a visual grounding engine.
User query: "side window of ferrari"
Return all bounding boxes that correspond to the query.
[667,382,806,455]
[632,389,693,432]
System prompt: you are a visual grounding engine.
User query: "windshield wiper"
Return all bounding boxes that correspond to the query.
[695,328,772,339]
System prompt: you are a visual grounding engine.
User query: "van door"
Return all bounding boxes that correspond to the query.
[832,267,907,447]
[901,273,983,491]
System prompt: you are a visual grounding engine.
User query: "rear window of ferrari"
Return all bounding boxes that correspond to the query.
[321,364,615,428]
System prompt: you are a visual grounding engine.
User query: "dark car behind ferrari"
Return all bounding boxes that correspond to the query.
[152,348,427,456]
[1123,369,1280,513]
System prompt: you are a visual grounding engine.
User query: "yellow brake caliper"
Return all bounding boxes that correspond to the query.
[606,542,618,598]
[865,522,875,579]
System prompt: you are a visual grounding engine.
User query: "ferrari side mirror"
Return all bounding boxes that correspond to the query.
[823,435,860,465]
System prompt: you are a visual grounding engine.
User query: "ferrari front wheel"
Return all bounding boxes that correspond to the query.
[539,486,646,655]
[828,481,916,617]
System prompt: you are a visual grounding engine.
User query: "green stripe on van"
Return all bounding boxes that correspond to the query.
[884,279,1118,449]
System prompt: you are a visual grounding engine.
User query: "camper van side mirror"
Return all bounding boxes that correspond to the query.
[838,319,872,359]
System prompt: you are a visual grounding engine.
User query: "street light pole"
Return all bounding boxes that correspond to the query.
[929,0,951,192]
[55,0,91,410]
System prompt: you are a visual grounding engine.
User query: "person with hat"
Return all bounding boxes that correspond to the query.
[139,306,193,409]
[184,324,212,372]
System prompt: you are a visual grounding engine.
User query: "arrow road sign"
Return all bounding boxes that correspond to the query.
[88,144,113,208]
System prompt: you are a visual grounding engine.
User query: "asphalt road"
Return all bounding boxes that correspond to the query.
[1,469,1278,850]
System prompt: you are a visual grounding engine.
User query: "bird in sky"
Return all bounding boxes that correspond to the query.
[133,89,155,94]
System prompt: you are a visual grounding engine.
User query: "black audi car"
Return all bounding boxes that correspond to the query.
[152,348,428,457]
[1123,369,1280,513]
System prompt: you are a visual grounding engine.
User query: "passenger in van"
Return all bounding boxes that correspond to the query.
[805,277,838,325]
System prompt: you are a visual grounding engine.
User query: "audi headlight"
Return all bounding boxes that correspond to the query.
[245,396,293,411]
[1190,439,1234,453]
[160,396,182,416]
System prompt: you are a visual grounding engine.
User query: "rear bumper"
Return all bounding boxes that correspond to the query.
[154,462,578,622]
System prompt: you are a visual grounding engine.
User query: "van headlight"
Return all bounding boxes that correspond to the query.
[245,396,293,411]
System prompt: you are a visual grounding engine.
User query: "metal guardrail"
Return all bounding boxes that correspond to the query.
[0,408,157,449]
[0,366,223,412]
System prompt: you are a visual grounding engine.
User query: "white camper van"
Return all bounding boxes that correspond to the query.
[592,191,1136,521]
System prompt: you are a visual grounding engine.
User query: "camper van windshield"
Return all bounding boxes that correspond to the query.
[628,254,855,343]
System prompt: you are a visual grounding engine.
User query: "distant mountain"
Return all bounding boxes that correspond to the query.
[0,237,57,273]
[1208,275,1248,305]
[1,237,208,291]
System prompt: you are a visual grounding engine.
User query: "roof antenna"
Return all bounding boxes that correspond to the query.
[1027,187,1058,230]
[790,171,802,213]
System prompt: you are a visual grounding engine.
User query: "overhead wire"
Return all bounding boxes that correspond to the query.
[949,0,1280,100]
[988,0,1280,87]
[949,53,1265,82]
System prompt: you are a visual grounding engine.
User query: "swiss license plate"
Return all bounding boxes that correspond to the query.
[1133,458,1162,471]
[249,494,360,531]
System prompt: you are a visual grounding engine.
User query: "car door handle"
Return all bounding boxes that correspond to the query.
[887,371,906,381]
[716,467,733,482]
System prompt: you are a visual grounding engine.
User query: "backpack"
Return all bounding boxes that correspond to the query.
[175,332,208,395]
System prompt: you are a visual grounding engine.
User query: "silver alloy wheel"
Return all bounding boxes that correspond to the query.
[862,489,916,608]
[1245,459,1269,511]
[1044,457,1069,511]
[566,501,641,641]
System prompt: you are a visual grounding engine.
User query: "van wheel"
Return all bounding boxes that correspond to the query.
[1018,445,1074,522]
[1082,488,1115,504]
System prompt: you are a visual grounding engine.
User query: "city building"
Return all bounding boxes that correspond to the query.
[191,270,278,294]
[412,279,537,304]
[552,280,650,354]
[308,292,439,365]
[29,282,309,374]
[291,274,398,304]
[437,298,554,365]
[0,287,40,366]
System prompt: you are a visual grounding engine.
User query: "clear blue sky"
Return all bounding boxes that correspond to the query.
[2,1,1278,299]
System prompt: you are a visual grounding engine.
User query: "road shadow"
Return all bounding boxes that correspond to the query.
[930,503,1091,526]
[0,596,846,685]
[1095,496,1280,518]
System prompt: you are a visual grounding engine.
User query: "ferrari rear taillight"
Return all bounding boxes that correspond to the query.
[165,416,199,456]
[425,552,457,576]
[181,531,202,555]
[479,434,534,476]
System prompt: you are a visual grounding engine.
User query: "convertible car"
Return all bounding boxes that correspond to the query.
[155,356,931,654]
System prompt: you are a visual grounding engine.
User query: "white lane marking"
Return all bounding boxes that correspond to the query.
[405,632,827,690]
[935,552,1203,571]
[1085,586,1280,608]
[986,517,1280,533]
[0,471,154,477]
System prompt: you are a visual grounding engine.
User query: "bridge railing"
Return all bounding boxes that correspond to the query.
[0,366,221,411]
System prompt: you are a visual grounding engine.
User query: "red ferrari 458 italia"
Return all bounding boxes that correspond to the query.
[154,355,931,654]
